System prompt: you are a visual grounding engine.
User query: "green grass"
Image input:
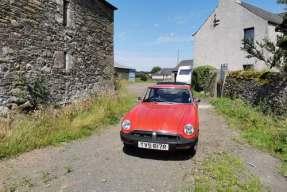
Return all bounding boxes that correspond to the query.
[183,152,264,192]
[0,85,135,159]
[192,90,207,99]
[210,98,287,177]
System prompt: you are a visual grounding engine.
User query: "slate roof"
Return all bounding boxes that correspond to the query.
[173,60,194,72]
[154,68,174,76]
[114,63,135,70]
[239,1,283,24]
[100,0,117,10]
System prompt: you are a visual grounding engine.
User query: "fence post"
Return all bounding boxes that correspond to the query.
[219,64,228,97]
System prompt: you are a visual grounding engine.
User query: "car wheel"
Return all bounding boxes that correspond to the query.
[187,139,198,156]
[123,143,134,151]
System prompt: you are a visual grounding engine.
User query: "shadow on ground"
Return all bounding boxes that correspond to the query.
[123,146,196,161]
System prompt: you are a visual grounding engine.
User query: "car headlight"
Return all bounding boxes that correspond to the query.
[184,124,194,135]
[122,120,131,130]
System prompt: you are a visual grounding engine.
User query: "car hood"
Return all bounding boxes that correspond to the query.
[128,103,191,133]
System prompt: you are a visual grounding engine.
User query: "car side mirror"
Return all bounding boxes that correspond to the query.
[138,97,142,101]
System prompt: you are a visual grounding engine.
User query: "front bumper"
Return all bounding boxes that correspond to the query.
[120,131,198,151]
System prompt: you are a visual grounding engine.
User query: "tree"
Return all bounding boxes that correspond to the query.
[151,66,161,74]
[241,0,287,72]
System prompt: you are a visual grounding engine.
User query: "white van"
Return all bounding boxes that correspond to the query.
[176,66,192,84]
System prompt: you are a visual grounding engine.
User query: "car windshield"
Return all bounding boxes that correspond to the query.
[143,88,192,104]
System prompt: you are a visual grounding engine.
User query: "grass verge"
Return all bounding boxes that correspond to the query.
[183,152,264,192]
[210,98,287,177]
[0,85,135,159]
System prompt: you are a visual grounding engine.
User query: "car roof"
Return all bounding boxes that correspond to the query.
[149,84,191,89]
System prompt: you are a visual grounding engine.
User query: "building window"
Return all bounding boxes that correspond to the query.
[63,0,71,27]
[244,27,255,44]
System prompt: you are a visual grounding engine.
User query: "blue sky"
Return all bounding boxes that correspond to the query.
[109,0,285,71]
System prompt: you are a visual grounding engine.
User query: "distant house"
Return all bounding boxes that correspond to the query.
[114,63,136,81]
[152,68,174,81]
[193,0,283,71]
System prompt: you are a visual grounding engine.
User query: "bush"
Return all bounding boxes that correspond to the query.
[15,73,50,108]
[192,65,217,92]
[228,70,276,84]
[139,74,148,81]
[27,77,50,106]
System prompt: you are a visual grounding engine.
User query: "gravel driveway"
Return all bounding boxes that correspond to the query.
[0,83,286,192]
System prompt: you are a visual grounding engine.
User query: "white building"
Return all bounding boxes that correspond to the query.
[193,0,283,71]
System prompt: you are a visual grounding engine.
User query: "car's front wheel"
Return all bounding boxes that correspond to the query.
[123,143,135,151]
[187,139,198,155]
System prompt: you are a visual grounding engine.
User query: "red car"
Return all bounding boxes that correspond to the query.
[120,83,199,153]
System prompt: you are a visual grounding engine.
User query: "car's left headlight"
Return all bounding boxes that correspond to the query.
[184,124,194,135]
[122,120,131,130]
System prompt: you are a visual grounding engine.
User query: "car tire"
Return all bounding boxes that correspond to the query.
[123,143,134,152]
[187,139,198,156]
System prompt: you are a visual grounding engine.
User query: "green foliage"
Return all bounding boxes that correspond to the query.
[151,66,161,74]
[242,38,287,72]
[136,72,150,82]
[192,65,216,92]
[138,73,148,81]
[228,70,275,84]
[27,77,50,106]
[192,90,206,99]
[0,84,135,159]
[183,152,263,192]
[210,98,287,176]
[15,74,50,107]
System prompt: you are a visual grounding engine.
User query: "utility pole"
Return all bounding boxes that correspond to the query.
[177,48,180,64]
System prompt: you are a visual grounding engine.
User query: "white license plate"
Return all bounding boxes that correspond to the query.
[138,142,169,151]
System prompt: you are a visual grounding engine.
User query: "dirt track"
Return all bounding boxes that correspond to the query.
[0,83,286,192]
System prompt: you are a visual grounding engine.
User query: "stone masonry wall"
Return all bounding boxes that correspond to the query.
[223,71,287,116]
[0,0,115,115]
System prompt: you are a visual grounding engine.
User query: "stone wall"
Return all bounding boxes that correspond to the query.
[223,71,287,116]
[0,0,116,115]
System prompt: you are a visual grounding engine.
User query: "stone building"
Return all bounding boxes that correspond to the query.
[193,0,283,71]
[0,0,117,113]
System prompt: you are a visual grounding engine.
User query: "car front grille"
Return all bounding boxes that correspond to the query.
[131,130,179,142]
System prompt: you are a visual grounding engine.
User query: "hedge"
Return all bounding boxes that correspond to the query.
[192,65,217,93]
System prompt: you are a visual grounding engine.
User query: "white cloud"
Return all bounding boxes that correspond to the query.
[174,16,188,25]
[115,51,177,72]
[153,23,159,28]
[156,33,193,44]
